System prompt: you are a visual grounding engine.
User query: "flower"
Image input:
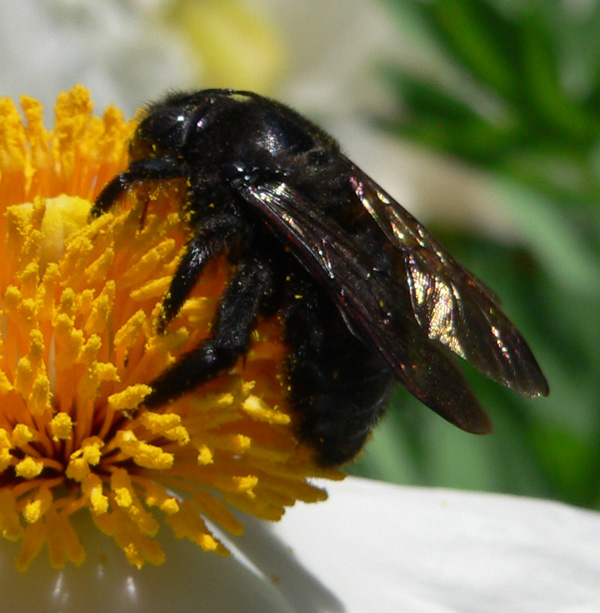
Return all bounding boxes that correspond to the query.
[0,86,341,571]
[2,476,599,610]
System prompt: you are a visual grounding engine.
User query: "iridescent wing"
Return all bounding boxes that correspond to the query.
[238,180,494,433]
[345,159,549,398]
[238,162,548,433]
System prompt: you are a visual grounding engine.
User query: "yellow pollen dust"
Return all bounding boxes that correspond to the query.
[0,86,341,572]
[49,413,73,441]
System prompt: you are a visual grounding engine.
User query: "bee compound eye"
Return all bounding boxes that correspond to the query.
[130,105,198,160]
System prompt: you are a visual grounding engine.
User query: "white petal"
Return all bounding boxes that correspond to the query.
[2,479,599,612]
[269,478,600,612]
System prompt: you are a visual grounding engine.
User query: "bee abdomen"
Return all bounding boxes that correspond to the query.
[284,295,391,466]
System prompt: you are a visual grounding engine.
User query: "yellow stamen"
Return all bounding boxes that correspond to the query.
[12,424,34,446]
[15,457,44,479]
[0,87,341,572]
[49,413,74,441]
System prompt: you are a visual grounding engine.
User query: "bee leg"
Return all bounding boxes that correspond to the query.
[157,214,246,332]
[144,252,273,407]
[90,157,187,218]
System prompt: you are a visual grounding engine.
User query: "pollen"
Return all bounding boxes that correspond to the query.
[49,412,74,440]
[0,87,341,571]
[15,457,44,479]
[12,424,34,446]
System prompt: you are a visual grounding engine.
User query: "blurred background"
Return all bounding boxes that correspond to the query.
[2,0,598,509]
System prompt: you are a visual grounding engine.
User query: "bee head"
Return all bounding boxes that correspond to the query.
[127,89,331,173]
[128,90,255,163]
[128,97,202,161]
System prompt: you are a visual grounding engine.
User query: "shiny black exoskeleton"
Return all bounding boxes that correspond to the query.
[90,89,548,466]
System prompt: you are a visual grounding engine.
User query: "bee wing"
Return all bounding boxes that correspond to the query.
[238,180,494,434]
[346,159,549,398]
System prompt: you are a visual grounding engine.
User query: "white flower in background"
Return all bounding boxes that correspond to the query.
[0,0,517,237]
[0,0,195,115]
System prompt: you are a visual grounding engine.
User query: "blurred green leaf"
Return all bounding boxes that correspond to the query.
[379,65,523,162]
[368,0,600,509]
[493,177,600,293]
[532,422,600,507]
[381,0,600,205]
[415,0,521,98]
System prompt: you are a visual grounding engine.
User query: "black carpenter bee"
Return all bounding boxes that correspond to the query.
[90,89,549,467]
